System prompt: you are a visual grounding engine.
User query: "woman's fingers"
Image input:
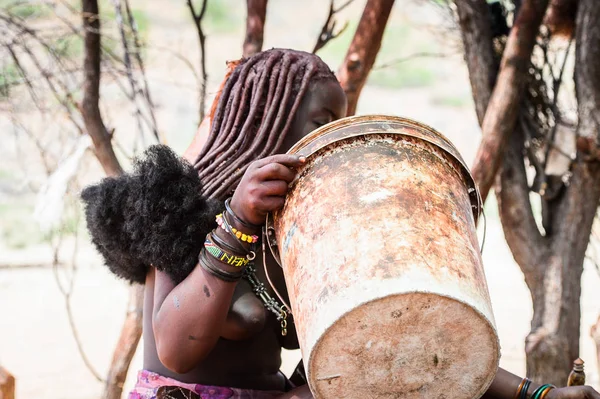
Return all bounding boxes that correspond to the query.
[258,180,290,197]
[252,154,306,169]
[257,163,297,183]
[256,196,286,212]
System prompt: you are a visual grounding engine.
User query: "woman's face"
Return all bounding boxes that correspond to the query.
[279,79,348,153]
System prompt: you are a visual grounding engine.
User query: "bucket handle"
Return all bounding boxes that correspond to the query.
[261,214,293,315]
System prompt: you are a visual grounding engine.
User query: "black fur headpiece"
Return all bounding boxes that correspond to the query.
[81,145,222,284]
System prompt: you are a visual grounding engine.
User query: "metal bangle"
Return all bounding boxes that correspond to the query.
[531,384,554,399]
[209,230,250,257]
[539,386,555,399]
[224,197,263,230]
[520,379,532,399]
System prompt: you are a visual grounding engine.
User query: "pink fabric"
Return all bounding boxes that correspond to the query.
[129,370,284,399]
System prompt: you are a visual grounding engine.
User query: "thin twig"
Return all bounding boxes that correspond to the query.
[124,0,161,142]
[312,0,355,54]
[51,202,105,383]
[111,0,146,151]
[373,51,456,70]
[186,0,208,123]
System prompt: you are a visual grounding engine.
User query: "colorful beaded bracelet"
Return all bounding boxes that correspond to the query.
[204,234,251,268]
[216,213,259,244]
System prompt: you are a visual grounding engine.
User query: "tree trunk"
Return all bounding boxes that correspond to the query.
[0,367,15,399]
[81,1,143,397]
[81,0,123,178]
[243,0,267,58]
[337,0,395,116]
[103,284,144,399]
[496,0,600,385]
[470,0,550,203]
[457,0,600,385]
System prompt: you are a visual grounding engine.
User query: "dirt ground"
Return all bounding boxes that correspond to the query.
[1,1,599,398]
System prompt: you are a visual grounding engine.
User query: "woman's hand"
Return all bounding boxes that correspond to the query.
[230,154,306,226]
[546,386,600,399]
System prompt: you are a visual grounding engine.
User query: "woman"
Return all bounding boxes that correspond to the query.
[82,49,600,399]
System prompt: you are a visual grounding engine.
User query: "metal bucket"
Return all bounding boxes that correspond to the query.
[270,115,499,399]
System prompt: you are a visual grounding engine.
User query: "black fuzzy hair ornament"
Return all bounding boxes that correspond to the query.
[81,145,222,284]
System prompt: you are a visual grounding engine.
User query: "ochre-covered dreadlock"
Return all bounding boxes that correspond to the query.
[81,49,338,284]
[192,48,337,200]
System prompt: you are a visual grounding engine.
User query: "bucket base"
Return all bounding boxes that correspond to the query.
[308,292,499,399]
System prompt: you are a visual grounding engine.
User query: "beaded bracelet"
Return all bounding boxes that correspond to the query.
[198,249,243,282]
[531,384,555,399]
[216,213,259,244]
[204,233,254,268]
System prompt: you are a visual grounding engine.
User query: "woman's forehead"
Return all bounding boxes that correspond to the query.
[308,79,347,116]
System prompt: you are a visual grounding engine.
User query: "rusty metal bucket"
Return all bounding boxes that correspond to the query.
[269,115,499,399]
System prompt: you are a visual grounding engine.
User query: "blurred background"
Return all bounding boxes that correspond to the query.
[0,0,599,398]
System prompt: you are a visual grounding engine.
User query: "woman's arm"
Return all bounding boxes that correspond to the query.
[484,368,600,399]
[152,266,237,374]
[152,154,305,374]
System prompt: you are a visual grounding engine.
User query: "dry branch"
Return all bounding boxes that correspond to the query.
[470,0,550,203]
[103,284,144,399]
[455,0,497,125]
[312,0,354,54]
[186,0,208,123]
[243,0,267,58]
[337,0,395,116]
[81,0,123,177]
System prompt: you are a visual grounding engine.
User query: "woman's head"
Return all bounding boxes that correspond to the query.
[193,48,347,199]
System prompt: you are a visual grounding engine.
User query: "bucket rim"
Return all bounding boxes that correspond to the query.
[286,114,483,221]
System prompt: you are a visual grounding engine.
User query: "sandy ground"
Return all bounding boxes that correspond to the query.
[1,218,599,399]
[1,1,599,398]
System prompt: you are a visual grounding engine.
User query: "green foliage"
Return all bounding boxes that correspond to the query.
[187,0,242,34]
[0,63,20,98]
[369,62,437,89]
[0,0,50,19]
[53,35,84,58]
[369,25,439,89]
[0,199,81,250]
[0,202,43,249]
[431,93,471,108]
[318,21,440,89]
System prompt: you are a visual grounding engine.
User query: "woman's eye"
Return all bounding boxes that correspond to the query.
[313,119,329,127]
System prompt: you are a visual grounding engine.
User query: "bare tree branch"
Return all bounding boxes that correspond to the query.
[373,51,456,70]
[455,0,497,126]
[81,0,123,177]
[470,0,550,203]
[103,284,144,399]
[243,0,267,58]
[497,127,546,279]
[312,0,355,54]
[52,218,105,383]
[124,0,161,143]
[186,0,208,123]
[337,0,395,116]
